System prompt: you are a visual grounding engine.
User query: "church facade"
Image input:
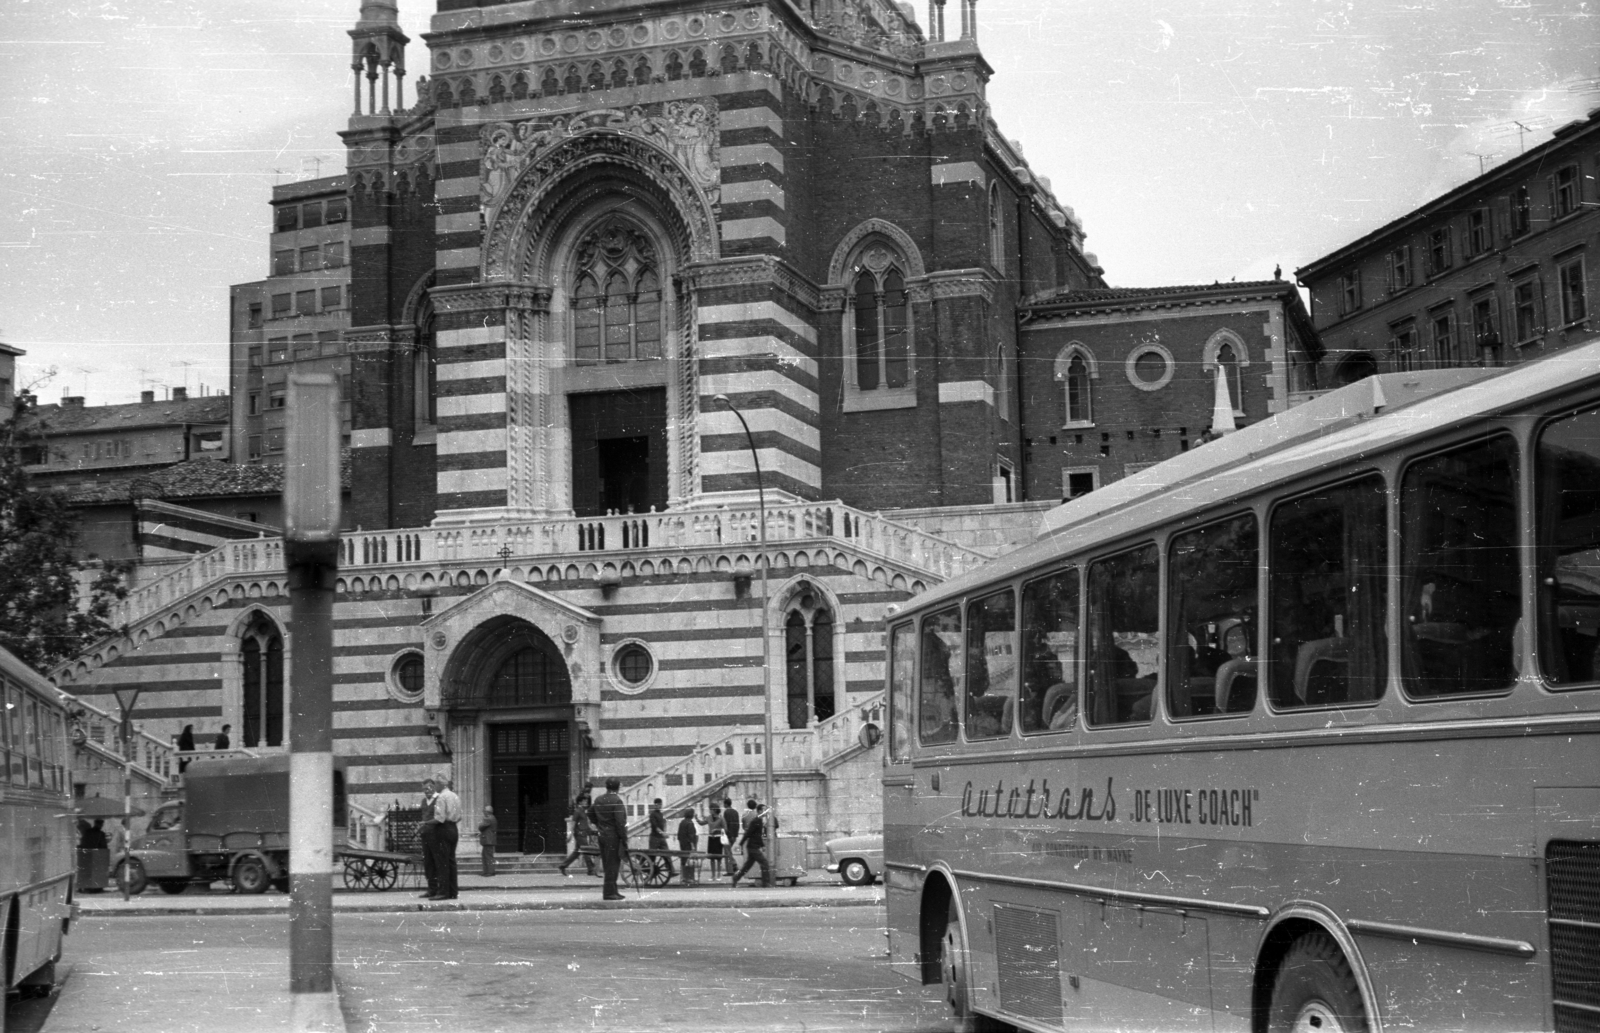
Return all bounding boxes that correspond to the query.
[56,0,1105,856]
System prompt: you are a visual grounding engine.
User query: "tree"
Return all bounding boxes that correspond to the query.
[0,405,130,670]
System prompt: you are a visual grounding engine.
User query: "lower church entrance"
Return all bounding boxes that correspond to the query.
[489,722,570,855]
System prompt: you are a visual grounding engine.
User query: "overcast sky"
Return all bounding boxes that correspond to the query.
[1,0,1593,404]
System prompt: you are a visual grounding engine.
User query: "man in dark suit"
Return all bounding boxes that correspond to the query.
[588,777,629,901]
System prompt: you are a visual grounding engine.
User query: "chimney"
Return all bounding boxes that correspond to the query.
[172,387,188,401]
[140,390,155,404]
[62,396,85,408]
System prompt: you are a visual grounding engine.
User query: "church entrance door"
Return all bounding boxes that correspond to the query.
[488,722,570,855]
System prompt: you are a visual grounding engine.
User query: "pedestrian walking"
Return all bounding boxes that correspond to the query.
[648,797,675,878]
[731,797,772,888]
[676,808,700,885]
[213,724,231,751]
[558,790,597,876]
[588,777,628,901]
[478,805,497,877]
[722,797,740,879]
[176,725,195,772]
[416,778,439,898]
[706,802,724,878]
[431,772,462,900]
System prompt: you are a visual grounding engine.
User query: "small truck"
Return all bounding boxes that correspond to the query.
[116,753,351,895]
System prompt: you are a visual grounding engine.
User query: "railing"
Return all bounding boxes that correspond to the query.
[64,693,177,788]
[103,501,989,635]
[618,691,886,837]
[348,799,385,850]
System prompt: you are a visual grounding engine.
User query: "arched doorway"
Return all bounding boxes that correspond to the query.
[441,616,579,856]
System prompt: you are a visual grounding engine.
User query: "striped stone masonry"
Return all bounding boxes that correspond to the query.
[717,92,787,254]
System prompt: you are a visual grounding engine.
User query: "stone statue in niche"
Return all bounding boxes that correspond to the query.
[480,101,720,212]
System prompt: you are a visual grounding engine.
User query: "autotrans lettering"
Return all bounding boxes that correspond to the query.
[1129,787,1256,827]
[959,777,1117,822]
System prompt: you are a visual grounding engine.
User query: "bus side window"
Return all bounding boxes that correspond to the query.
[1168,514,1259,718]
[887,623,916,760]
[964,590,1017,740]
[6,681,23,784]
[1020,569,1080,733]
[1269,474,1388,708]
[919,607,962,744]
[1401,437,1521,698]
[1537,406,1600,687]
[1086,545,1159,726]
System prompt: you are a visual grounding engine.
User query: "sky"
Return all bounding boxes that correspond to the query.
[1,0,1594,405]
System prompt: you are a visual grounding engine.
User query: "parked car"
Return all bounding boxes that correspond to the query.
[824,833,882,886]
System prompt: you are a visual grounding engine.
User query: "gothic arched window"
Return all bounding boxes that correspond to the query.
[851,264,910,391]
[988,183,1004,268]
[1216,342,1243,413]
[487,646,572,708]
[571,222,663,365]
[784,598,836,729]
[1055,344,1097,427]
[240,615,284,748]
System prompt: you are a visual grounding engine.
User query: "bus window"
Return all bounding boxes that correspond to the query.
[0,680,9,785]
[964,590,1017,740]
[1402,437,1521,697]
[6,682,22,784]
[1020,569,1080,733]
[1086,545,1159,726]
[919,607,962,744]
[26,697,44,786]
[888,623,916,761]
[1169,514,1259,717]
[1537,406,1600,686]
[1269,475,1388,708]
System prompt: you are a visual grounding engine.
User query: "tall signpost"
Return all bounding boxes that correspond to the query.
[283,375,342,1031]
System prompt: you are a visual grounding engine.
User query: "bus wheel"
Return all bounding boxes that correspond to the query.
[231,858,270,895]
[944,904,1006,1033]
[1268,932,1368,1033]
[115,858,147,896]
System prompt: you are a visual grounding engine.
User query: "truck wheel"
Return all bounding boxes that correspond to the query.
[232,858,270,895]
[155,880,189,895]
[115,858,147,896]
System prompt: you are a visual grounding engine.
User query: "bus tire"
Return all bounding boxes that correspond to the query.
[115,858,147,896]
[232,858,270,895]
[1268,932,1368,1033]
[943,904,1007,1032]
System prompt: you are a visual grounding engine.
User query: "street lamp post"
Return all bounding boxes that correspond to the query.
[713,395,776,845]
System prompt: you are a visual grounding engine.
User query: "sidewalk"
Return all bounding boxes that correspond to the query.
[49,871,883,1032]
[72,868,883,918]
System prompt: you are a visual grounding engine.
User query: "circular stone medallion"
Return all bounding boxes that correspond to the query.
[455,48,474,67]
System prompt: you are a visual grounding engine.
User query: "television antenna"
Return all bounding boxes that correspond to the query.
[1490,116,1554,154]
[174,359,198,393]
[1468,151,1503,175]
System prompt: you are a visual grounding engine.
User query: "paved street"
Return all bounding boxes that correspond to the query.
[40,909,951,1033]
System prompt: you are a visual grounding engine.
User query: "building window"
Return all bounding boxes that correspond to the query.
[317,331,341,355]
[247,303,263,329]
[1390,319,1420,371]
[293,334,315,358]
[388,652,425,704]
[1125,343,1175,392]
[325,197,347,223]
[609,643,654,691]
[1511,185,1532,237]
[247,435,262,460]
[321,286,342,310]
[1552,165,1580,219]
[1470,290,1501,362]
[571,221,662,365]
[852,267,911,391]
[988,183,1004,269]
[248,392,260,415]
[268,384,287,409]
[268,339,289,363]
[266,427,285,453]
[1427,226,1453,276]
[240,616,285,748]
[1466,208,1492,256]
[298,246,321,273]
[995,461,1015,504]
[295,290,316,315]
[1215,341,1245,412]
[301,202,323,229]
[784,593,835,729]
[1339,270,1361,315]
[1062,467,1097,500]
[248,346,263,367]
[272,250,295,276]
[1387,245,1412,292]
[323,242,345,269]
[1429,307,1458,367]
[1558,254,1587,327]
[1513,274,1543,344]
[1056,346,1095,426]
[274,206,297,232]
[271,294,291,318]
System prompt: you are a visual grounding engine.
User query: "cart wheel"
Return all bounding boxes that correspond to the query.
[644,855,673,887]
[343,858,370,891]
[369,859,398,890]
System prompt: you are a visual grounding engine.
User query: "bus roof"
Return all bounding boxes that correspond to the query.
[0,643,66,705]
[903,334,1600,617]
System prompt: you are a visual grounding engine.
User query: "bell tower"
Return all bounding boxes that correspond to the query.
[349,0,409,116]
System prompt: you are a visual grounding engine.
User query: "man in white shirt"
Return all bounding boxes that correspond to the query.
[431,772,462,900]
